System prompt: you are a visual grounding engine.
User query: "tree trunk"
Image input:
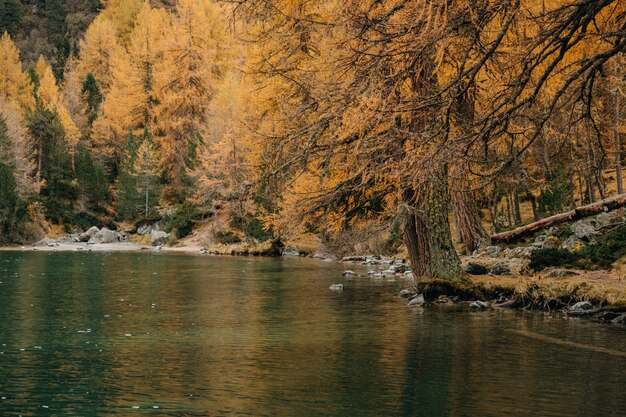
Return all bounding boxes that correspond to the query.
[491,192,626,242]
[513,189,522,225]
[616,72,623,194]
[449,163,488,252]
[403,166,462,280]
[405,166,462,280]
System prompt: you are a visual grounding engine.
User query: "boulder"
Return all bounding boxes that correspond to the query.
[569,301,593,312]
[150,230,169,247]
[503,246,536,259]
[88,228,120,244]
[489,262,511,276]
[462,262,488,275]
[329,283,344,291]
[282,245,300,257]
[484,246,501,257]
[560,235,585,252]
[342,270,357,277]
[469,300,489,310]
[399,289,413,298]
[407,294,425,306]
[571,220,599,241]
[78,226,99,242]
[595,211,624,228]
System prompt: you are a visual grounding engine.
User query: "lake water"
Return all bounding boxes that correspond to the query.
[0,251,625,416]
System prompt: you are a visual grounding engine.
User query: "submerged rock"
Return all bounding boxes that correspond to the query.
[399,289,413,298]
[342,270,357,277]
[469,300,489,310]
[329,283,344,291]
[407,294,425,306]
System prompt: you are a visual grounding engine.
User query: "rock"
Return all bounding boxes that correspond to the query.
[569,301,593,312]
[382,269,397,275]
[137,224,152,235]
[435,295,454,305]
[462,262,488,275]
[78,226,99,242]
[503,246,536,259]
[483,246,501,257]
[469,300,489,310]
[329,283,344,291]
[541,236,561,249]
[571,220,599,241]
[200,248,208,254]
[150,230,169,247]
[88,228,120,244]
[282,245,300,257]
[489,262,511,275]
[342,270,357,277]
[560,235,585,252]
[399,289,413,298]
[595,211,624,229]
[407,294,425,306]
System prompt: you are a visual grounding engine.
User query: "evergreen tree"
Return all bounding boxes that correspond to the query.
[0,162,26,241]
[81,73,102,126]
[0,0,21,35]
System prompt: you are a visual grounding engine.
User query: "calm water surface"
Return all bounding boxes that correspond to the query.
[0,251,625,416]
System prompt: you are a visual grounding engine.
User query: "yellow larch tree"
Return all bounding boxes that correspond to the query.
[0,32,34,111]
[156,0,227,202]
[35,56,81,175]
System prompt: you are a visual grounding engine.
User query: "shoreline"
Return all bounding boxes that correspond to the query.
[2,242,625,324]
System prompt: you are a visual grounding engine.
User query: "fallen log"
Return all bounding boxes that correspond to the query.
[491,193,626,243]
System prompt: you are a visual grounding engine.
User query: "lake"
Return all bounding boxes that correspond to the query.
[0,251,625,416]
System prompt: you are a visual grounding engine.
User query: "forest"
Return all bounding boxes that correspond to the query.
[1,0,626,280]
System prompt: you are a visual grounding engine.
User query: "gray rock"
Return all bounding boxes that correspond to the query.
[78,226,99,242]
[342,270,357,277]
[469,300,489,310]
[484,246,501,257]
[88,228,120,244]
[571,220,599,241]
[462,262,488,275]
[399,289,412,298]
[150,230,169,247]
[282,245,299,257]
[595,211,624,228]
[569,301,593,312]
[407,294,425,306]
[560,235,585,251]
[489,262,511,276]
[329,283,344,291]
[504,246,536,259]
[137,224,152,235]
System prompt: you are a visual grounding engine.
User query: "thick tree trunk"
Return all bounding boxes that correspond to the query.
[403,166,462,280]
[491,192,626,242]
[450,189,487,252]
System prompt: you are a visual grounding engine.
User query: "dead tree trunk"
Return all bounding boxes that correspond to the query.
[491,192,626,243]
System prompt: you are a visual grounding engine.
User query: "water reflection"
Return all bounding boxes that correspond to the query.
[0,252,624,416]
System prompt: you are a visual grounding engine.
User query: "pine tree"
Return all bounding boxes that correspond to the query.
[81,73,102,126]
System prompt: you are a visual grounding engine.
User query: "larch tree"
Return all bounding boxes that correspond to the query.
[156,0,227,203]
[0,32,34,111]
